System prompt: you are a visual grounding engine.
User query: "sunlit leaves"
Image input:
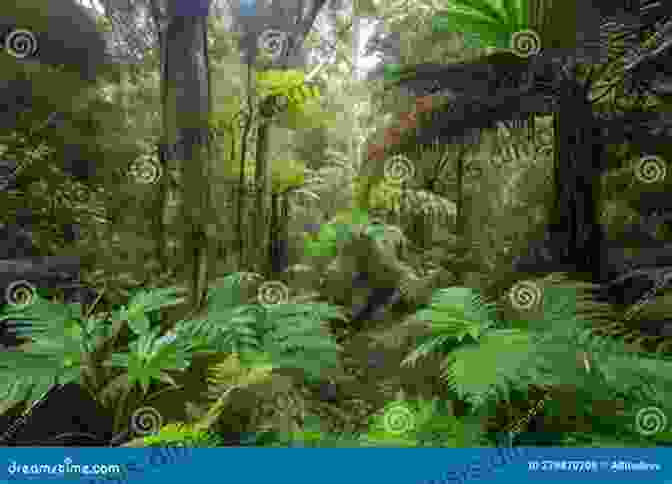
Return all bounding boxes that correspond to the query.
[431,0,531,50]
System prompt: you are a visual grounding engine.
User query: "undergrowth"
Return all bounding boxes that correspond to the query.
[2,270,671,447]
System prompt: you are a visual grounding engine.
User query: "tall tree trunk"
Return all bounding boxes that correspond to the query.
[549,77,605,280]
[249,0,329,275]
[163,2,212,311]
[149,0,169,273]
[254,120,271,276]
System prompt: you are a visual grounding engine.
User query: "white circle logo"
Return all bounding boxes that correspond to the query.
[130,406,163,435]
[635,406,667,436]
[5,29,38,59]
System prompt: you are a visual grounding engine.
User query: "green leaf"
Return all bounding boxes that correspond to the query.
[128,287,185,313]
[360,431,417,447]
[365,224,387,240]
[127,311,151,336]
[444,329,533,404]
[498,0,529,30]
[432,13,512,49]
[443,0,511,24]
[383,63,403,82]
[350,208,370,226]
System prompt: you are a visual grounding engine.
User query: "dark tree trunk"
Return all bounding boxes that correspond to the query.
[548,78,606,281]
[163,5,212,312]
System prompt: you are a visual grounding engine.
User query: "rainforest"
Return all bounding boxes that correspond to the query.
[0,0,671,449]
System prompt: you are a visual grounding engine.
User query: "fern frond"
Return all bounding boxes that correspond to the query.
[206,352,274,399]
[0,296,106,403]
[261,302,343,380]
[142,422,222,447]
[443,329,533,406]
[125,286,187,313]
[208,272,262,310]
[403,287,497,367]
[175,308,262,354]
[173,274,266,353]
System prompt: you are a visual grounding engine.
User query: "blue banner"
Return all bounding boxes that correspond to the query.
[0,448,670,484]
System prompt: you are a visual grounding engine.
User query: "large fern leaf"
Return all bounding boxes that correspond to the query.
[443,329,533,405]
[0,296,108,403]
[261,302,344,380]
[403,287,497,367]
[173,274,264,354]
[205,352,274,404]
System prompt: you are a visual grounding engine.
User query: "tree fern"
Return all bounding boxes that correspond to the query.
[205,352,274,400]
[0,286,193,422]
[0,296,111,403]
[401,287,538,406]
[104,325,194,395]
[363,394,484,447]
[510,283,672,437]
[172,273,264,354]
[174,273,345,380]
[259,302,344,380]
[402,287,498,368]
[443,329,534,406]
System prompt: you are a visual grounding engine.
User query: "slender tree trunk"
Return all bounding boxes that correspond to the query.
[549,77,605,280]
[149,0,169,272]
[254,120,271,275]
[452,146,467,283]
[163,3,212,311]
